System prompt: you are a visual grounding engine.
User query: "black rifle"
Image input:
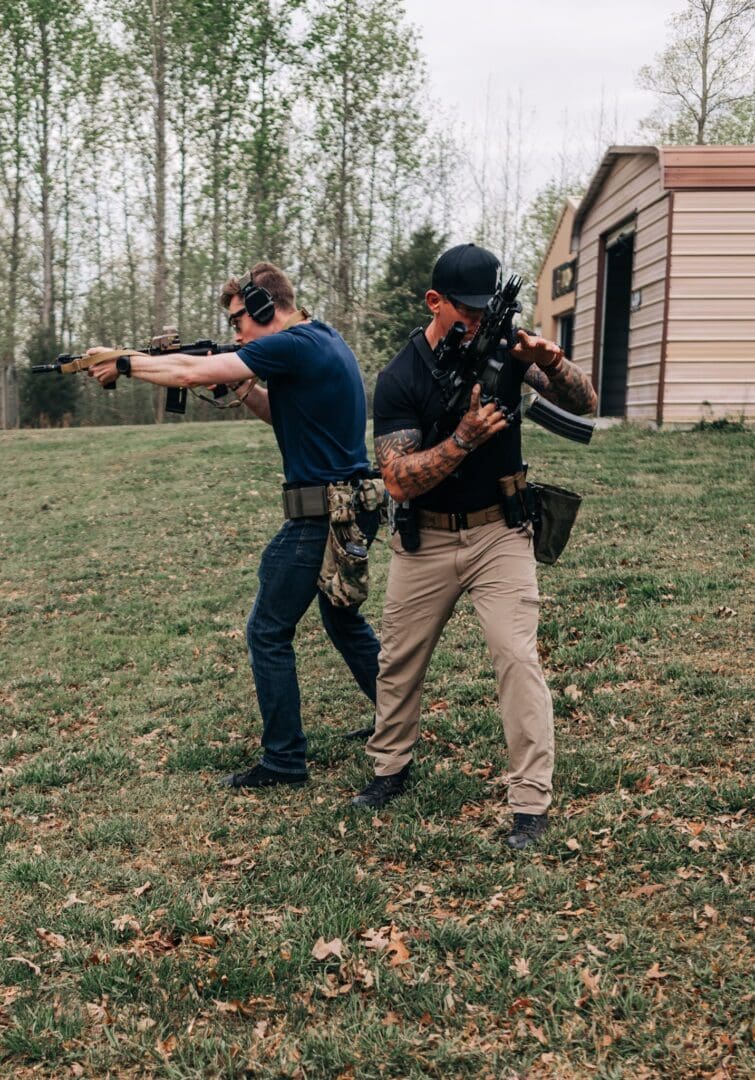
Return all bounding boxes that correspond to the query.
[31,326,239,414]
[428,275,594,445]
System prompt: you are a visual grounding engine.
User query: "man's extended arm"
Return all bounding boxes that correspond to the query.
[376,385,506,503]
[87,348,273,425]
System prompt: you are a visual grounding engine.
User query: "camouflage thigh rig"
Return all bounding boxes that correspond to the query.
[317,478,385,608]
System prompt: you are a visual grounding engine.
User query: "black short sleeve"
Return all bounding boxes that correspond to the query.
[373,353,422,438]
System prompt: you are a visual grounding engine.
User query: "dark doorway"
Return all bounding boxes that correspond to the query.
[559,312,574,359]
[600,232,634,416]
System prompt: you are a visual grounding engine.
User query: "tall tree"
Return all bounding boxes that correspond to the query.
[301,0,428,339]
[638,0,755,144]
[363,223,446,374]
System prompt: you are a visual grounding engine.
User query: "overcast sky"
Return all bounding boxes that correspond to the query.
[402,0,686,195]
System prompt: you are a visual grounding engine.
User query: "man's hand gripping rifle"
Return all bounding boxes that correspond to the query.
[430,274,595,445]
[31,327,241,414]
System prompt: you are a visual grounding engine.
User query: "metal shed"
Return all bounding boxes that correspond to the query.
[534,145,755,424]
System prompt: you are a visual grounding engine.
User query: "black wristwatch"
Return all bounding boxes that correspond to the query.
[115,354,132,378]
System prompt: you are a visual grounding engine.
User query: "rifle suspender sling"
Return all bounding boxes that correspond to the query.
[409,326,441,378]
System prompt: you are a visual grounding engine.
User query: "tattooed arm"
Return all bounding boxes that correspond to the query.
[512,330,598,414]
[376,385,508,503]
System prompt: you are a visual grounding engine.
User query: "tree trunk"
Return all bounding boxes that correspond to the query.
[151,0,167,421]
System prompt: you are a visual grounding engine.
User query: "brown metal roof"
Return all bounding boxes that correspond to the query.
[571,145,755,245]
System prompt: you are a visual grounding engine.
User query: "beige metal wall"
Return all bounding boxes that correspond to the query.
[572,153,668,419]
[533,202,577,343]
[663,189,755,422]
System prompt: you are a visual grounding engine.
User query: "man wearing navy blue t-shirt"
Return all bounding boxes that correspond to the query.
[88,262,380,789]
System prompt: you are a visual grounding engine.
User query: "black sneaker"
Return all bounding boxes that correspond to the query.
[351,764,411,808]
[506,812,548,850]
[220,763,309,789]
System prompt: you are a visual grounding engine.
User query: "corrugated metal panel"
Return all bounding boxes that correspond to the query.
[666,185,755,421]
[674,233,755,255]
[572,155,666,387]
[664,401,755,420]
[674,211,755,230]
[675,191,755,211]
[670,298,755,318]
[671,255,755,276]
[665,359,754,380]
[662,147,755,189]
[666,341,753,359]
[670,277,755,298]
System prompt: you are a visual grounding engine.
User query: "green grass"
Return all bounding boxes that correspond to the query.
[0,420,752,1078]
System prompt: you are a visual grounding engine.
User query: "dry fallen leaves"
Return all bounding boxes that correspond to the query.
[35,928,65,950]
[311,937,344,961]
[513,957,531,978]
[156,1034,177,1058]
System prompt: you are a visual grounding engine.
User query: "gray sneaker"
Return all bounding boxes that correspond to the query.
[506,812,548,850]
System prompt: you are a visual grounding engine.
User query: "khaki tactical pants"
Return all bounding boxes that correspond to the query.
[367,520,554,814]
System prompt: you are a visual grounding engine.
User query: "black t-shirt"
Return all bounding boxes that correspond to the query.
[373,331,525,513]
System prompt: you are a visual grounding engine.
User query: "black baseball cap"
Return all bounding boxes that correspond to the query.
[431,243,501,307]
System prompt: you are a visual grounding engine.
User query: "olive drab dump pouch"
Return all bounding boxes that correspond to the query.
[317,478,386,608]
[530,482,583,565]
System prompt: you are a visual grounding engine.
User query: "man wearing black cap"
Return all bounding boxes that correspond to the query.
[351,243,596,849]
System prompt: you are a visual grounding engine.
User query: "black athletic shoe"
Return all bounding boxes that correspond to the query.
[351,764,411,808]
[341,723,376,741]
[220,763,309,789]
[505,812,549,850]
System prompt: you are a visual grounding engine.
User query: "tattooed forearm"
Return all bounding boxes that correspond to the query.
[523,357,597,415]
[375,428,468,502]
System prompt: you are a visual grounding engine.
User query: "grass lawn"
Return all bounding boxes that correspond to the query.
[0,419,752,1079]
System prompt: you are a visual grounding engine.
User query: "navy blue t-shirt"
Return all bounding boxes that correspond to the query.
[237,320,370,486]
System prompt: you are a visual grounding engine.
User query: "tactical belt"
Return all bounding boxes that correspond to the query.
[417,504,505,531]
[282,485,330,519]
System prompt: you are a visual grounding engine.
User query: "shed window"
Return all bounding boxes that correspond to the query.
[552,259,577,300]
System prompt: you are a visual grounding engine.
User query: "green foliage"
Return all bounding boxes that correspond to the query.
[637,0,755,144]
[363,224,446,371]
[18,330,79,427]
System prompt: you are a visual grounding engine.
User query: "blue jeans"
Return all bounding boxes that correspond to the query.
[246,511,380,775]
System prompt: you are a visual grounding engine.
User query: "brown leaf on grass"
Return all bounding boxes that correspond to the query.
[686,821,705,836]
[565,838,581,851]
[133,881,152,897]
[156,1034,177,1058]
[35,928,65,949]
[645,962,669,980]
[428,699,449,712]
[311,936,344,961]
[85,1002,112,1026]
[361,927,391,950]
[387,928,411,967]
[526,1019,549,1045]
[627,883,666,899]
[382,1010,402,1027]
[604,933,627,951]
[579,968,601,995]
[111,914,141,934]
[190,935,217,948]
[563,684,583,702]
[513,957,530,978]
